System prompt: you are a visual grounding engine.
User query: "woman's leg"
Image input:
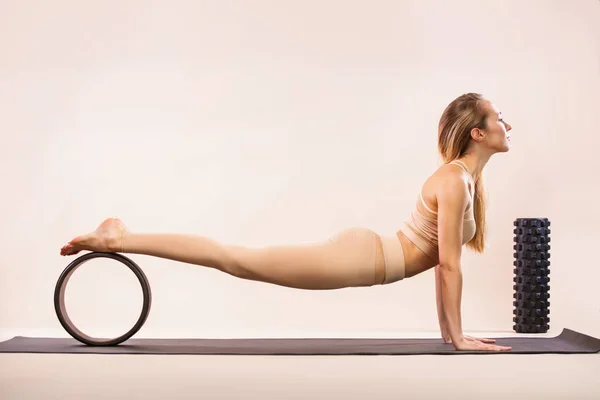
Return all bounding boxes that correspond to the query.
[60,218,386,290]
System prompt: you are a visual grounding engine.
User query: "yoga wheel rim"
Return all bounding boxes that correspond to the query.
[54,252,152,346]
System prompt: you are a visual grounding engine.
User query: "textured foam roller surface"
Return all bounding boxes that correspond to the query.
[0,329,599,355]
[513,217,551,333]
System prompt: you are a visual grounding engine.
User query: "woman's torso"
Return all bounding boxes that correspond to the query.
[395,160,475,278]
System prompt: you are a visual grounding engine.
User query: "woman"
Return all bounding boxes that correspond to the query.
[60,93,513,352]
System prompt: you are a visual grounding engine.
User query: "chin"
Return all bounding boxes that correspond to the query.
[491,145,510,155]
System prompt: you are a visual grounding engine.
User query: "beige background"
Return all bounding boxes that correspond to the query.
[1,0,599,398]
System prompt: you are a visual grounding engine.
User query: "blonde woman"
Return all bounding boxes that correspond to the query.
[60,93,513,352]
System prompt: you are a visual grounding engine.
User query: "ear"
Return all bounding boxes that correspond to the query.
[470,127,485,142]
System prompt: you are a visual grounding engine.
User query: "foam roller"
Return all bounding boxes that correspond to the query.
[512,218,551,333]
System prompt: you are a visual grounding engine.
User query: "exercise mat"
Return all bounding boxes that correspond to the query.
[0,328,598,355]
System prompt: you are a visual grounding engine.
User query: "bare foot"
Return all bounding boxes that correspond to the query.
[60,218,129,256]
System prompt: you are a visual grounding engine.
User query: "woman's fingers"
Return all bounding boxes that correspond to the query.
[464,335,496,344]
[455,339,512,351]
[472,339,511,351]
[486,343,512,351]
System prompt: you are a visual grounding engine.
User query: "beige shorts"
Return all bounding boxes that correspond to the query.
[327,227,406,287]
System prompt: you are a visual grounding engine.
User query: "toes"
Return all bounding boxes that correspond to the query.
[60,241,80,256]
[63,247,80,256]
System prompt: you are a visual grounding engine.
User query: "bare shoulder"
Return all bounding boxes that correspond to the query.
[436,167,470,206]
[421,164,470,211]
[436,163,470,186]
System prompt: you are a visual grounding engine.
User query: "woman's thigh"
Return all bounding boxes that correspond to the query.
[227,227,385,290]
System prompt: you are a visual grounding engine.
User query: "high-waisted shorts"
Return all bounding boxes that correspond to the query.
[327,227,406,287]
[377,233,406,285]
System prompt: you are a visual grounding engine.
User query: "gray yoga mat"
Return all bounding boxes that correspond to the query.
[0,328,599,355]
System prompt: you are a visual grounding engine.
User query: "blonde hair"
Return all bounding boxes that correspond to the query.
[437,93,489,253]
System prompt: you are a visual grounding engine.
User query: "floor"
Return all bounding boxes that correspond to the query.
[1,330,599,399]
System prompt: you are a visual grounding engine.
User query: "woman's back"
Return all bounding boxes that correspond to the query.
[395,160,475,278]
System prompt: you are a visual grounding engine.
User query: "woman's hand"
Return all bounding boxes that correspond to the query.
[453,335,512,352]
[443,334,497,345]
[442,332,452,344]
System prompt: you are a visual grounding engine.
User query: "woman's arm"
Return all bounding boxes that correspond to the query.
[435,172,469,348]
[432,168,513,352]
[434,172,513,352]
[435,264,451,342]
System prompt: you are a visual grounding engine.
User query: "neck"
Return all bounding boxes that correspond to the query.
[457,150,492,179]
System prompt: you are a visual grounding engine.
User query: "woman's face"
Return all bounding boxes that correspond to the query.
[481,101,512,153]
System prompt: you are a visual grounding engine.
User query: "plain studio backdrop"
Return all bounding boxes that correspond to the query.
[1,0,599,343]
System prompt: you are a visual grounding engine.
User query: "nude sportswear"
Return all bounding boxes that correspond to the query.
[399,159,476,260]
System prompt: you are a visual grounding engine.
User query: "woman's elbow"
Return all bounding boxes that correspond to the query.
[438,261,461,273]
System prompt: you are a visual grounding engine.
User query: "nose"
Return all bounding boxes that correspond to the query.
[505,121,512,132]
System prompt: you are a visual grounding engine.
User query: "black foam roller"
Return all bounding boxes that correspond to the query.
[512,218,551,333]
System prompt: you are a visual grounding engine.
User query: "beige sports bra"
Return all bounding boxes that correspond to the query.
[399,159,476,259]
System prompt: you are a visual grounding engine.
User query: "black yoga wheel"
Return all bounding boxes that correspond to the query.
[54,252,152,346]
